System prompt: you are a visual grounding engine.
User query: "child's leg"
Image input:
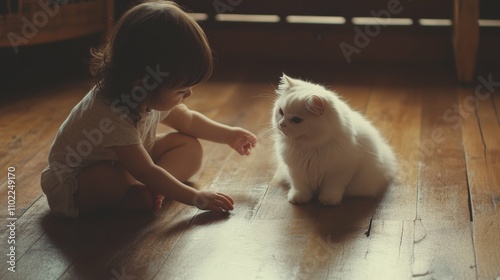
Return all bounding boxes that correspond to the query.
[74,132,202,215]
[150,132,203,181]
[75,161,153,214]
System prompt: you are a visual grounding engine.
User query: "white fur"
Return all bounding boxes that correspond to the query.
[272,74,397,205]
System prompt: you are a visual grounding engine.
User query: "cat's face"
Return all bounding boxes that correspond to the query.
[274,97,308,138]
[273,75,332,142]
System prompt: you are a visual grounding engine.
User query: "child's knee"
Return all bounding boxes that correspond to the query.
[153,133,203,177]
[182,135,203,166]
[163,132,203,163]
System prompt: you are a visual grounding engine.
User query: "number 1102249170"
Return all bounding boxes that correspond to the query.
[7,167,16,217]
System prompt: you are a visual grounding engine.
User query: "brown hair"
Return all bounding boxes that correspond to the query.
[90,1,213,123]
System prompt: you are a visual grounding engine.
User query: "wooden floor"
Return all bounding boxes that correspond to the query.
[1,63,500,280]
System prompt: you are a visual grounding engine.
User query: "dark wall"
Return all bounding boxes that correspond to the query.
[0,34,102,93]
[0,2,137,94]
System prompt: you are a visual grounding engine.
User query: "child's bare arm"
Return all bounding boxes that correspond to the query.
[162,104,257,155]
[112,144,234,212]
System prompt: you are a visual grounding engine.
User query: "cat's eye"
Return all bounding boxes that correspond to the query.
[278,108,284,116]
[291,117,303,124]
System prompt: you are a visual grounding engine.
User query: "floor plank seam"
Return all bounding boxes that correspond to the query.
[250,182,270,221]
[398,221,404,261]
[491,94,500,126]
[463,153,475,223]
[473,98,488,160]
[470,222,480,280]
[364,217,373,237]
[467,177,475,224]
[415,161,422,222]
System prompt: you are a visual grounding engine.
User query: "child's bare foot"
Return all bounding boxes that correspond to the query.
[114,185,164,213]
[153,192,165,212]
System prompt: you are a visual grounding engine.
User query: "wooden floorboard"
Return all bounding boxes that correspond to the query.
[460,81,500,279]
[411,73,476,279]
[1,64,499,279]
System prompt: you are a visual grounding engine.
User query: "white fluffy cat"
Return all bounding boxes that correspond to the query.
[272,74,397,205]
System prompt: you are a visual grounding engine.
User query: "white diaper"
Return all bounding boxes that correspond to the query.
[40,166,80,218]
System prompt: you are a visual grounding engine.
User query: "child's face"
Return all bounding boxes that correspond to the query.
[148,87,193,111]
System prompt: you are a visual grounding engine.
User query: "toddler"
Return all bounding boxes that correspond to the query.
[40,1,257,218]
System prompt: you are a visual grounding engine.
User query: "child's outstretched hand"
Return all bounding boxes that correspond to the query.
[228,127,258,155]
[194,190,235,212]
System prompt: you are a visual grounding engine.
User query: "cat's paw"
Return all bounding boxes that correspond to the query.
[288,189,312,204]
[318,193,343,206]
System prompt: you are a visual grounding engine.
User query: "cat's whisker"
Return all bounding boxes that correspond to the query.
[255,125,278,144]
[251,92,277,102]
[269,80,277,91]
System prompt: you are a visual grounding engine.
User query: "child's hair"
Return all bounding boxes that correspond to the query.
[90,1,213,122]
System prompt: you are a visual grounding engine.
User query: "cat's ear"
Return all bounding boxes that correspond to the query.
[306,95,324,115]
[277,74,296,95]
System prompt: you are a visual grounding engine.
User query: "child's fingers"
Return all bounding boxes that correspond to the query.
[246,134,258,146]
[238,146,248,156]
[207,201,231,212]
[217,192,235,205]
[231,130,257,155]
[237,141,254,155]
[214,193,234,211]
[211,200,232,212]
[204,203,225,212]
[237,146,245,155]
